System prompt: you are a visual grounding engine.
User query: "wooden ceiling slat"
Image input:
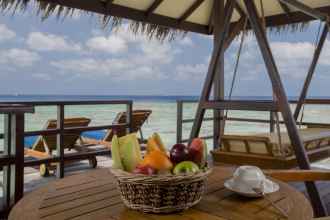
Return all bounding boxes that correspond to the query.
[279,2,291,15]
[230,5,330,31]
[44,0,210,34]
[179,0,205,23]
[145,0,163,17]
[278,0,328,21]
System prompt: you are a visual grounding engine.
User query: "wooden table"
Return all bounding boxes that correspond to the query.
[9,166,313,220]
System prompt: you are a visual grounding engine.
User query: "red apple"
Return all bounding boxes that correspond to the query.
[133,165,157,175]
[188,138,208,167]
[170,143,189,164]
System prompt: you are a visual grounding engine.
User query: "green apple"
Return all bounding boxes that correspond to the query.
[173,161,200,175]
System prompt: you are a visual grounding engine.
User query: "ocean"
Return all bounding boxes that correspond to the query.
[1,95,330,152]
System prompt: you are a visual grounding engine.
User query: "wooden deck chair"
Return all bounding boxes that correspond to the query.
[212,124,330,169]
[25,117,91,176]
[82,110,152,148]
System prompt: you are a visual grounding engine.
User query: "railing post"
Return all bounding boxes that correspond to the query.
[3,114,13,209]
[126,102,132,134]
[3,113,25,208]
[56,104,65,178]
[176,101,183,143]
[270,111,275,132]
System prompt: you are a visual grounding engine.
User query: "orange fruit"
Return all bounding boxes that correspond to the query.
[141,150,173,171]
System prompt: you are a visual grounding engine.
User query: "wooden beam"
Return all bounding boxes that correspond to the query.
[224,16,246,50]
[243,0,327,217]
[213,0,225,149]
[278,1,291,15]
[56,105,65,178]
[145,0,163,17]
[202,100,278,111]
[43,0,209,35]
[278,0,329,21]
[235,2,245,17]
[265,170,330,182]
[294,24,328,121]
[189,0,235,142]
[179,0,205,23]
[230,6,330,32]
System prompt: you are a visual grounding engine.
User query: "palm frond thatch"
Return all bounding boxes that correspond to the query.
[0,0,186,41]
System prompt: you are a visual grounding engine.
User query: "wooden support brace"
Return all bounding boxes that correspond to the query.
[243,0,327,217]
[278,0,329,22]
[294,24,329,120]
[189,0,235,143]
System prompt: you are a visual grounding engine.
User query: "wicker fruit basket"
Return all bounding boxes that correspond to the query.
[111,168,212,213]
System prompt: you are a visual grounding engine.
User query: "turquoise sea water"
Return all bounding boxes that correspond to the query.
[1,95,330,151]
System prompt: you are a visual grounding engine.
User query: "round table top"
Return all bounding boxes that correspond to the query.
[9,166,313,220]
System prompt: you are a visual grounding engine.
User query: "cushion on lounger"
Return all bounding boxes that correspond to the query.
[220,128,330,158]
[24,136,38,149]
[81,130,107,140]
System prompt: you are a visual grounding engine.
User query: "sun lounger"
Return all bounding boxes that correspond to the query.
[212,125,330,169]
[24,117,91,176]
[82,110,152,147]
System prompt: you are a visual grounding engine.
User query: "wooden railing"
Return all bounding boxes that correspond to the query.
[0,104,34,216]
[176,99,330,144]
[0,100,133,216]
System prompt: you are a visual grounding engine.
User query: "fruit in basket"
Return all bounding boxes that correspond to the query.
[173,161,200,175]
[170,143,189,164]
[133,165,157,175]
[152,132,167,152]
[141,150,173,172]
[111,135,124,170]
[146,133,167,153]
[110,133,142,172]
[188,138,208,168]
[119,134,142,172]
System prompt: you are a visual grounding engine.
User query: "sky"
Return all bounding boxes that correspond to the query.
[0,8,330,97]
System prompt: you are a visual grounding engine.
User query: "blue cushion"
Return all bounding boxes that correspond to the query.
[82,130,107,140]
[24,136,38,149]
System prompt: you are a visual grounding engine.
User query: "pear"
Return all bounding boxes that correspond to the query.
[111,135,124,170]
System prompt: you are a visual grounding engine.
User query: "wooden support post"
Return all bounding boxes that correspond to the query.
[294,24,328,120]
[176,101,183,143]
[189,0,235,143]
[56,104,65,178]
[213,0,225,149]
[126,102,133,134]
[243,0,327,216]
[270,111,275,132]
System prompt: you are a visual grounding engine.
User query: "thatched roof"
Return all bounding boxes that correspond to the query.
[1,0,330,40]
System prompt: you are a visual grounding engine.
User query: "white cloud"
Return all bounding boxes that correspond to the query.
[32,73,51,80]
[178,37,194,46]
[139,41,175,64]
[175,63,207,81]
[86,35,127,54]
[51,58,166,81]
[27,32,81,52]
[0,24,16,42]
[0,48,40,67]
